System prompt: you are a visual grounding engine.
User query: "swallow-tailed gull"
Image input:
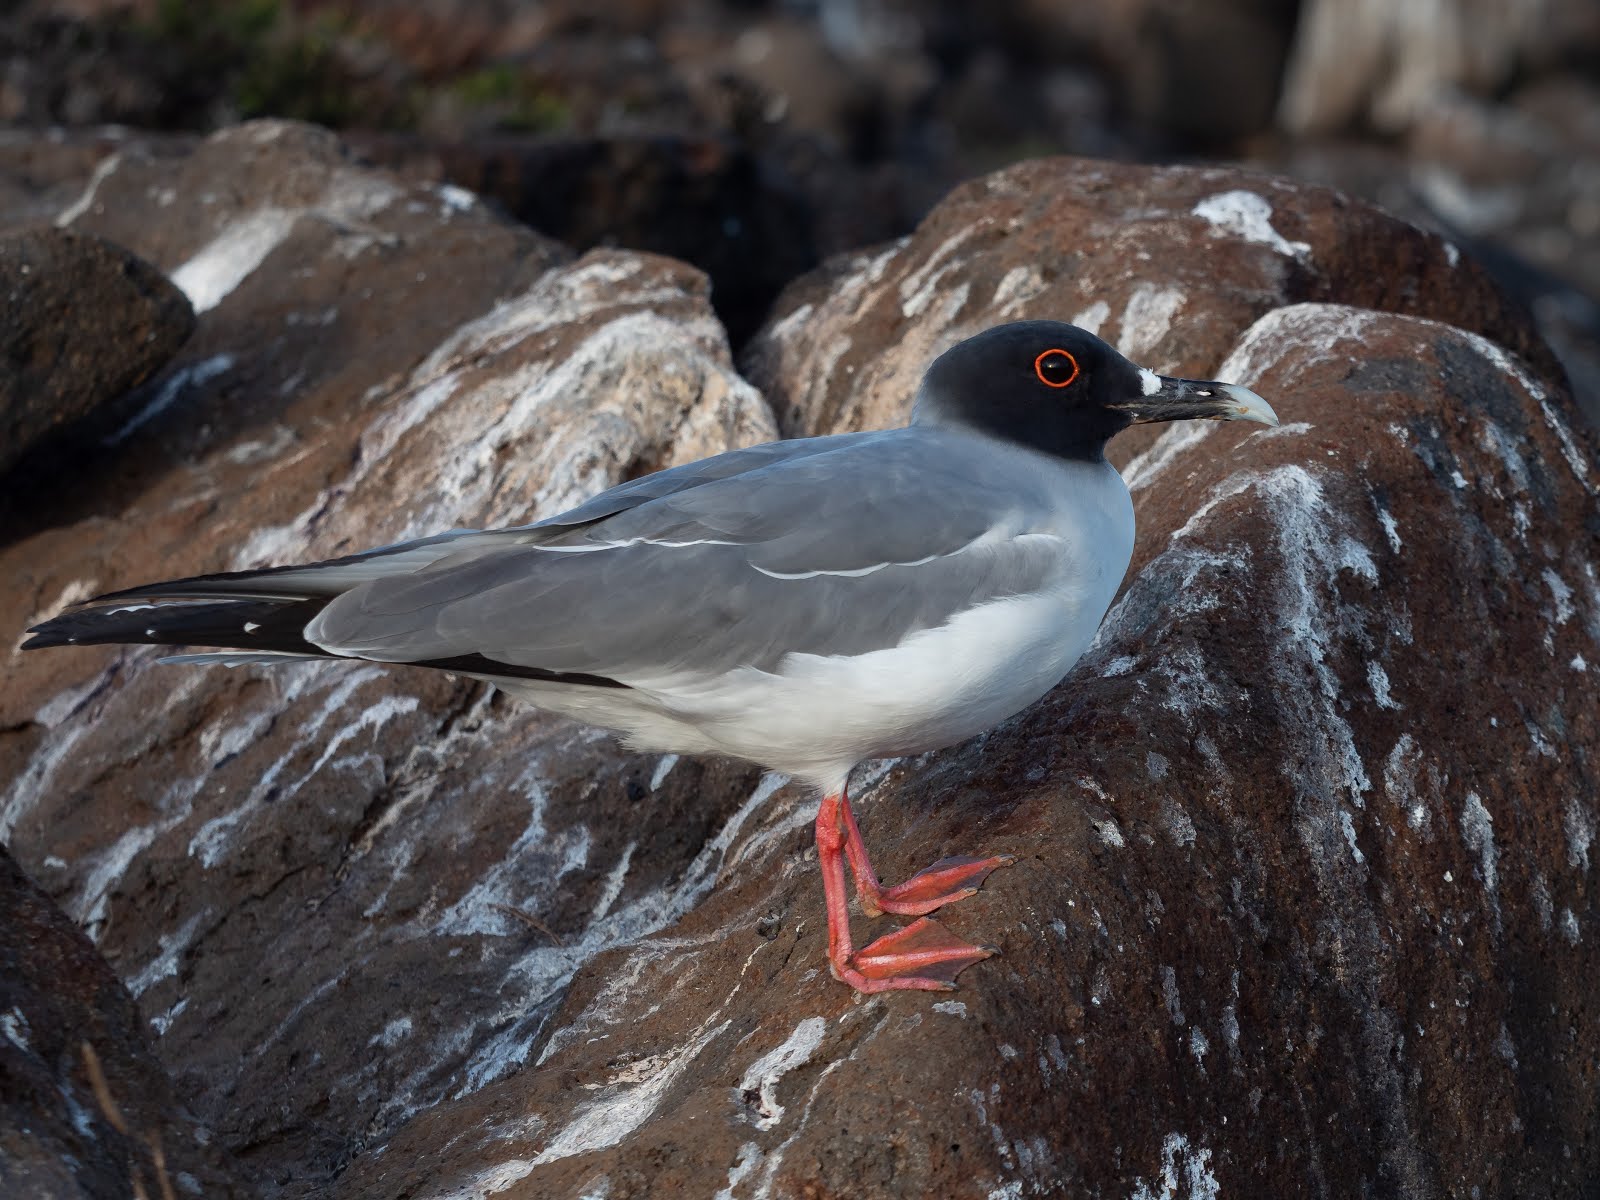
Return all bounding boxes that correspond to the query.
[26,320,1278,993]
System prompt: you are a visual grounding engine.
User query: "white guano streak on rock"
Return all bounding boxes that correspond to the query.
[1117,284,1187,362]
[1120,423,1216,493]
[1071,300,1110,336]
[54,152,122,226]
[898,224,984,319]
[1462,791,1500,924]
[1451,327,1592,493]
[105,353,237,445]
[531,1018,732,1165]
[737,1017,828,1131]
[171,208,298,312]
[1128,1132,1221,1200]
[1192,189,1311,260]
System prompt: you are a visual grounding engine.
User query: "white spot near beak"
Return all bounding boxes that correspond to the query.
[1139,367,1162,396]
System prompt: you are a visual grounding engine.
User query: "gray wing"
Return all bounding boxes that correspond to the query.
[306,430,1062,678]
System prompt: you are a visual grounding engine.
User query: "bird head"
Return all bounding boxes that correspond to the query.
[912,320,1278,461]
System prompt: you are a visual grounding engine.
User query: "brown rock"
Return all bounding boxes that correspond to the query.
[0,225,195,481]
[0,844,251,1198]
[349,130,819,347]
[2,124,777,1197]
[743,156,1560,439]
[339,305,1599,1199]
[3,119,564,544]
[6,141,1599,1200]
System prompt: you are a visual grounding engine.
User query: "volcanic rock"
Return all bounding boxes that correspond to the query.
[744,155,1559,439]
[0,844,251,1198]
[4,137,1598,1200]
[0,226,195,483]
[2,119,777,1198]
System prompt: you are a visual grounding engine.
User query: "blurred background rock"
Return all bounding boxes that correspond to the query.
[3,0,1597,394]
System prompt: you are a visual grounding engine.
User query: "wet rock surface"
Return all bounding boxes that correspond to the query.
[2,122,1597,1197]
[0,226,194,482]
[0,845,251,1199]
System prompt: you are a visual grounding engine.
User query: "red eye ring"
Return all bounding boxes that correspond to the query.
[1034,348,1080,389]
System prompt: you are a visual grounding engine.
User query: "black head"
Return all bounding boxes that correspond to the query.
[911,320,1277,462]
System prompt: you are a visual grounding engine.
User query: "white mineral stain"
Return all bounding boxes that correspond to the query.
[1192,189,1311,260]
[932,1000,969,1018]
[1367,661,1401,709]
[736,1016,827,1131]
[534,1019,731,1164]
[172,208,299,312]
[1461,791,1499,921]
[1117,283,1187,361]
[105,353,237,444]
[1129,1132,1221,1200]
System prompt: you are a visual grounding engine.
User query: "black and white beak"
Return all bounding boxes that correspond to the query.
[1114,374,1280,427]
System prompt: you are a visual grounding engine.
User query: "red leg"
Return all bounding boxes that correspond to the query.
[838,789,1015,918]
[815,791,997,993]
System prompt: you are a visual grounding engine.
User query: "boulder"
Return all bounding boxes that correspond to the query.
[0,226,195,482]
[2,120,778,1197]
[0,844,251,1198]
[742,155,1561,439]
[3,119,564,545]
[4,137,1598,1199]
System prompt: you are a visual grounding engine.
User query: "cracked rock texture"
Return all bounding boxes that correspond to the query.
[3,127,1599,1198]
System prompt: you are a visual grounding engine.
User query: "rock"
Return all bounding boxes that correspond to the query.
[6,141,1599,1200]
[0,226,195,483]
[349,131,820,348]
[1,121,777,1197]
[0,844,251,1198]
[744,156,1560,439]
[1268,76,1600,426]
[337,319,1597,1196]
[1279,0,1600,136]
[1001,0,1296,143]
[2,118,564,544]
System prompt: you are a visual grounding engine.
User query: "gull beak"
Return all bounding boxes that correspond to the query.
[1114,374,1280,427]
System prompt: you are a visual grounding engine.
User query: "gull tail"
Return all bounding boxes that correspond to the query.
[21,559,630,688]
[22,594,334,656]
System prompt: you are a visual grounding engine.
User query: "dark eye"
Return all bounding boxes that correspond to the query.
[1034,348,1080,389]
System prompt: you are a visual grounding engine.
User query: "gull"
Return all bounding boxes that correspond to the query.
[25,320,1277,993]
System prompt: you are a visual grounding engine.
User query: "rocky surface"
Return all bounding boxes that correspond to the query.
[0,225,195,483]
[1,845,251,1199]
[745,156,1560,438]
[4,129,1599,1197]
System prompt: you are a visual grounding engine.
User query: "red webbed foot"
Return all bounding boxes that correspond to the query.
[831,917,996,992]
